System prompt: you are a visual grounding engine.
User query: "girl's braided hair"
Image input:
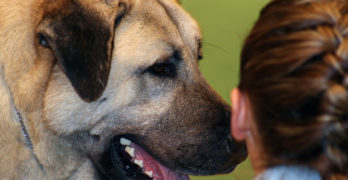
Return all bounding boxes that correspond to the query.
[240,0,348,178]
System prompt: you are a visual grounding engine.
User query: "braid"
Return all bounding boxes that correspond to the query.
[320,83,348,172]
[240,0,348,177]
[319,10,348,173]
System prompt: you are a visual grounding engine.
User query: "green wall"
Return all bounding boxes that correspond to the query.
[181,1,269,180]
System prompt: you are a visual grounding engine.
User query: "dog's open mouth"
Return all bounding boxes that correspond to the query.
[99,137,190,180]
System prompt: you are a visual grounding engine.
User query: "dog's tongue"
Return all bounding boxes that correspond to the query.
[130,143,190,180]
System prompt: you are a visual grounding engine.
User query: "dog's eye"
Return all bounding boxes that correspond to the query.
[198,39,203,60]
[148,62,176,78]
[147,51,181,78]
[198,49,203,60]
[38,33,49,48]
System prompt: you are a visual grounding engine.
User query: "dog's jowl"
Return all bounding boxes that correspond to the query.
[0,0,246,179]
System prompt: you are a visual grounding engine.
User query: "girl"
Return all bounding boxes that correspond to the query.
[231,0,348,179]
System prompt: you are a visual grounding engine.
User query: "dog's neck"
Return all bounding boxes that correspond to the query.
[12,107,101,179]
[0,69,48,178]
[15,108,46,175]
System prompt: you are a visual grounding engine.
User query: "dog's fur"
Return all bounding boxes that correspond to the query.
[0,0,246,179]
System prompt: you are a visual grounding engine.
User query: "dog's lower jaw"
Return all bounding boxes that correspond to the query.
[92,136,190,180]
[90,137,132,180]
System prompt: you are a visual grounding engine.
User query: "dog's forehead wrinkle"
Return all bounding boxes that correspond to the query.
[156,0,202,60]
[131,0,184,41]
[111,1,187,71]
[113,39,178,74]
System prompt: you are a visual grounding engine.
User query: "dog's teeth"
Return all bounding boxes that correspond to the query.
[120,138,131,146]
[125,147,135,157]
[134,159,144,168]
[145,171,153,178]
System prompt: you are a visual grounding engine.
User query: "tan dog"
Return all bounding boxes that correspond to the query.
[0,0,246,179]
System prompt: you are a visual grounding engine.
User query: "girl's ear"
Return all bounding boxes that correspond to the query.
[230,88,251,141]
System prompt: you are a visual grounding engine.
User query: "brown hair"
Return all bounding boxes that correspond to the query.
[240,0,348,178]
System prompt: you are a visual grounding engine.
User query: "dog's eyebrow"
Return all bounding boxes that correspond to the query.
[152,49,182,64]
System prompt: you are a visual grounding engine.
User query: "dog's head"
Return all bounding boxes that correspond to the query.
[4,0,246,179]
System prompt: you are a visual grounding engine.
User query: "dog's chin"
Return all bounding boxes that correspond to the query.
[97,136,190,180]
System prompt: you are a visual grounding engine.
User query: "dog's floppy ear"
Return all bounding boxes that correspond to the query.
[39,4,119,102]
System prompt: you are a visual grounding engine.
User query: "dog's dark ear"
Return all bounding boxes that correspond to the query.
[41,5,117,102]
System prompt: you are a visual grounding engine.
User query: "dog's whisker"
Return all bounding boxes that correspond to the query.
[203,41,233,56]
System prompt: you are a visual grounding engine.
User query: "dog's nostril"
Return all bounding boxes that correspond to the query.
[224,134,236,152]
[227,134,233,142]
[223,138,232,153]
[226,133,247,160]
[225,134,245,153]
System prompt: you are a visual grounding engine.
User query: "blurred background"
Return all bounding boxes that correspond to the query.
[180,1,269,180]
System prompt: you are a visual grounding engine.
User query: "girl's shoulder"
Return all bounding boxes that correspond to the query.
[254,165,322,180]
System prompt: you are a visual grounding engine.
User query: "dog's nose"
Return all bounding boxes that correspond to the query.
[214,103,248,171]
[224,134,235,153]
[217,127,246,156]
[226,134,247,154]
[213,104,231,139]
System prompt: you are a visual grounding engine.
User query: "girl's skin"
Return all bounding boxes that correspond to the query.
[230,88,266,176]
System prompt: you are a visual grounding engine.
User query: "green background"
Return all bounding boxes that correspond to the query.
[181,1,269,180]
